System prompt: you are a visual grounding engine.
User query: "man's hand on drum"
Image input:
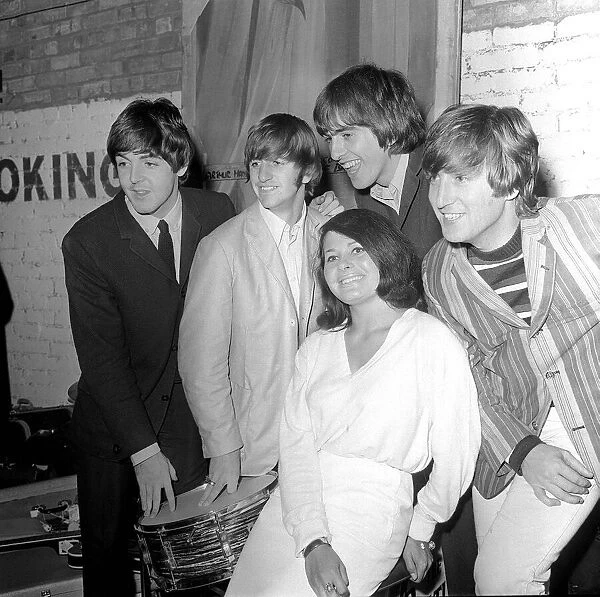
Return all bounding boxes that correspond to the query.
[312,191,344,218]
[305,544,350,597]
[134,451,178,518]
[200,449,241,506]
[402,536,434,583]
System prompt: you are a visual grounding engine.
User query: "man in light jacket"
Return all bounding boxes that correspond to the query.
[179,113,328,503]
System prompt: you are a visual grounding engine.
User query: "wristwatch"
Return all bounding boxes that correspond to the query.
[303,537,330,558]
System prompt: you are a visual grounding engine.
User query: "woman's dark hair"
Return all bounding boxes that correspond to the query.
[316,209,425,330]
[107,97,194,180]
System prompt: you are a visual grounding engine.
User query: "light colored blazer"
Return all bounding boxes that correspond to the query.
[179,201,326,476]
[423,195,600,498]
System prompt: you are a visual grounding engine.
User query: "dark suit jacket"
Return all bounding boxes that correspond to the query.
[62,187,235,461]
[354,146,441,259]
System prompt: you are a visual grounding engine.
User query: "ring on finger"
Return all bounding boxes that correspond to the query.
[419,540,436,551]
[205,477,216,487]
[324,582,335,592]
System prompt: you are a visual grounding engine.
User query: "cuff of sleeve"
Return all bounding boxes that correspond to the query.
[408,505,435,543]
[202,428,243,459]
[508,435,544,476]
[292,520,332,558]
[131,443,160,466]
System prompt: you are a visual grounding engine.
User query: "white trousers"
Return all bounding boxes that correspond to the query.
[225,452,412,597]
[473,408,600,595]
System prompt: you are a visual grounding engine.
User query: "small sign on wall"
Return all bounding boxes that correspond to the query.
[204,163,247,183]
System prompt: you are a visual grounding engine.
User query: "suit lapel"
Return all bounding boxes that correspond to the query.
[245,203,296,307]
[397,147,424,229]
[522,217,556,336]
[113,193,176,282]
[179,190,202,288]
[298,211,322,339]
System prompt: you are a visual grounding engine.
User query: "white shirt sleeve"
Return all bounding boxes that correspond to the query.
[409,329,481,540]
[279,334,332,556]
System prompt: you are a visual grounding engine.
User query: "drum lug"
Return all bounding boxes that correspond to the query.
[138,535,152,568]
[158,528,178,587]
[164,540,177,569]
[213,512,236,566]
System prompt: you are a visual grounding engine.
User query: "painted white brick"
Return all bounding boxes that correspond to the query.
[486,67,555,93]
[527,113,559,136]
[559,110,600,133]
[493,22,555,46]
[521,82,599,114]
[11,322,42,339]
[49,342,77,359]
[462,30,493,54]
[556,11,600,38]
[556,57,600,86]
[543,35,600,64]
[540,155,600,196]
[462,2,600,203]
[24,309,51,325]
[11,338,51,355]
[488,94,523,108]
[461,73,496,97]
[469,46,541,72]
[540,132,595,161]
[53,309,71,327]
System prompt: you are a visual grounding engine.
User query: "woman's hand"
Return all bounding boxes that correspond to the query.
[402,536,434,583]
[305,544,350,597]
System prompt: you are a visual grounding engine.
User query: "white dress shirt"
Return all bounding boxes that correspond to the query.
[258,201,307,310]
[369,153,409,214]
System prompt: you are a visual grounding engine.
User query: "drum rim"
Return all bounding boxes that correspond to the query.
[135,471,278,531]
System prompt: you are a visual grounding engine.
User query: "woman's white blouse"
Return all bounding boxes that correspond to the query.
[279,308,481,554]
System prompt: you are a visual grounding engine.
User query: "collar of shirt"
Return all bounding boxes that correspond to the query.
[258,200,307,248]
[370,153,409,214]
[125,191,183,237]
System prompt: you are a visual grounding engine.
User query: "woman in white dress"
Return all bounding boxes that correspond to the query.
[225,209,480,597]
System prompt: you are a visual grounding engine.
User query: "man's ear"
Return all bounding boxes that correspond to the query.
[177,165,188,178]
[506,188,519,201]
[301,166,314,185]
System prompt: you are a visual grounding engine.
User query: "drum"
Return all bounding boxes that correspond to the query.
[136,473,277,592]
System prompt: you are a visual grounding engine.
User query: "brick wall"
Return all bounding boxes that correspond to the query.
[461,0,600,196]
[1,0,182,111]
[1,0,183,408]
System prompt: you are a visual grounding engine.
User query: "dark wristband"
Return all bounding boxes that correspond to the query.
[302,537,330,558]
[509,435,544,475]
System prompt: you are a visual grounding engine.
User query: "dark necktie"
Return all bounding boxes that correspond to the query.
[157,219,176,280]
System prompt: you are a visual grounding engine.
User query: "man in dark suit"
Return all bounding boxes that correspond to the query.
[313,63,441,259]
[62,98,235,596]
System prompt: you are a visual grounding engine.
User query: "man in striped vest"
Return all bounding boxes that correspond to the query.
[421,103,600,595]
